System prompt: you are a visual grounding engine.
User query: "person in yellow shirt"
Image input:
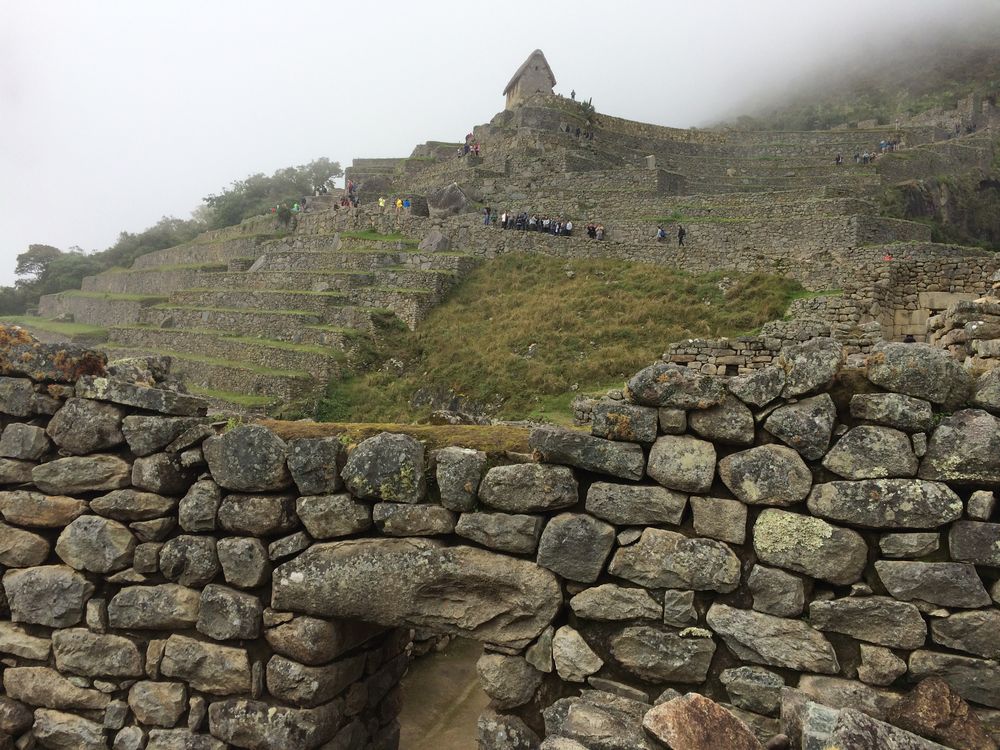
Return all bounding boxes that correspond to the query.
[395,198,403,215]
[378,196,386,213]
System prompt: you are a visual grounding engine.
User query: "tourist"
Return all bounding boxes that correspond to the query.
[500,210,508,229]
[472,142,481,157]
[678,225,687,246]
[586,223,596,239]
[835,153,843,165]
[571,89,576,100]
[596,224,605,240]
[883,252,894,262]
[395,198,403,215]
[565,220,574,236]
[483,206,492,226]
[903,334,917,343]
[378,196,386,212]
[656,226,667,242]
[403,198,411,212]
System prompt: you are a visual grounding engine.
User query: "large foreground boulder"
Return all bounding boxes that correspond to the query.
[427,182,469,217]
[272,538,560,649]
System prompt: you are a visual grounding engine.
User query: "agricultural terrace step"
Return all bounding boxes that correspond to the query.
[130,234,283,269]
[251,248,472,273]
[82,264,231,294]
[198,270,376,292]
[186,385,279,413]
[104,347,318,404]
[169,289,350,315]
[108,326,347,374]
[37,292,169,328]
[138,304,386,336]
[0,316,109,345]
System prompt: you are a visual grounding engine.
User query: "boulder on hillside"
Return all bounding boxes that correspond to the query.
[427,182,469,217]
[418,229,452,252]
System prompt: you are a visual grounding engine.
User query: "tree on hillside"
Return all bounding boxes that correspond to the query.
[202,157,342,230]
[15,244,62,281]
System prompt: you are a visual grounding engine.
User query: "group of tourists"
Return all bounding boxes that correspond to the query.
[560,124,595,140]
[458,132,482,158]
[656,225,686,246]
[378,196,412,214]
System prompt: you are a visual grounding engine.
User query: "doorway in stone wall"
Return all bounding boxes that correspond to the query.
[398,637,489,750]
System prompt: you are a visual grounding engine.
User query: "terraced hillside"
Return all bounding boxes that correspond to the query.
[20,93,998,415]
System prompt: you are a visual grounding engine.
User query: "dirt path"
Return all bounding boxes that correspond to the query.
[398,638,490,749]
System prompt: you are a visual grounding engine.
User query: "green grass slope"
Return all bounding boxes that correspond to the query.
[318,254,802,424]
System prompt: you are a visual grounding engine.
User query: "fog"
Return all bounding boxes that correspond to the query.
[1,0,997,286]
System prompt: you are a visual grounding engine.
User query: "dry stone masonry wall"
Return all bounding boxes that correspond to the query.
[0,327,998,748]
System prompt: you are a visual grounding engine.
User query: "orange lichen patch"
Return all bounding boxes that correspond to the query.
[257,419,531,455]
[0,326,35,348]
[0,325,107,382]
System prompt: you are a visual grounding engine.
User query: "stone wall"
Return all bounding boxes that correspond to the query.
[0,329,998,748]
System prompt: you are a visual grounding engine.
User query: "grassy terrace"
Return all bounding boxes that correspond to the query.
[188,386,276,409]
[340,230,419,247]
[149,304,321,317]
[61,291,169,303]
[106,262,231,274]
[110,326,347,358]
[0,316,109,343]
[319,253,803,424]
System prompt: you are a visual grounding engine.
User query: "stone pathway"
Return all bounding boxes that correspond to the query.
[399,638,490,750]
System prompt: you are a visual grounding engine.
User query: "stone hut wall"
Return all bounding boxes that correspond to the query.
[0,331,998,748]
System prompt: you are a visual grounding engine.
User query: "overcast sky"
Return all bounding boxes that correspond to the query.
[1,0,996,287]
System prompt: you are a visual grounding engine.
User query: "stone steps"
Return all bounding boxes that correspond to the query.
[108,326,347,373]
[169,289,350,315]
[105,346,317,404]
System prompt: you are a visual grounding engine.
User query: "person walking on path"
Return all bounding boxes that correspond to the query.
[678,225,687,246]
[656,226,667,242]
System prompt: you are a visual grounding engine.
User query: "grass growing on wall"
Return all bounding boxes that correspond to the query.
[317,253,803,424]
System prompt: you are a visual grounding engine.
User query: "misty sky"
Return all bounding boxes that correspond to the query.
[1,0,996,287]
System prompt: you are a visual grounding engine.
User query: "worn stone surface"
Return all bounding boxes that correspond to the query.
[662,589,697,627]
[0,621,50,660]
[268,531,310,561]
[0,490,85,527]
[850,393,934,432]
[720,666,784,716]
[3,666,109,709]
[551,625,602,682]
[930,609,1000,659]
[286,437,343,495]
[591,401,658,443]
[778,337,843,398]
[33,708,109,750]
[455,512,544,554]
[727,365,786,408]
[0,521,49,567]
[569,584,661,621]
[543,691,656,750]
[875,561,992,608]
[822,426,919,479]
[208,697,339,749]
[747,565,805,617]
[689,393,756,446]
[706,603,839,674]
[55,515,135,574]
[196,584,261,641]
[159,535,219,587]
[525,626,553,674]
[160,635,250,696]
[610,626,716,683]
[609,527,741,592]
[857,644,908,686]
[295,493,370,539]
[52,628,142,678]
[795,675,901,721]
[909,650,1000,709]
[537,512,615,583]
[0,695,32,736]
[107,584,200,629]
[272,538,560,649]
[122,415,203,457]
[216,537,270,589]
[46,397,124,455]
[76,375,207,416]
[919,409,1000,485]
[879,532,941,558]
[530,425,645,480]
[217,493,297,537]
[967,490,996,521]
[265,616,380,666]
[825,708,950,750]
[626,361,726,409]
[32,454,131,494]
[809,597,927,649]
[436,447,486,512]
[266,653,365,707]
[888,676,996,750]
[479,709,542,750]
[866,342,972,406]
[643,692,764,750]
[203,425,290,492]
[145,728,225,750]
[4,564,93,627]
[372,502,456,536]
[477,653,543,709]
[128,680,187,728]
[341,431,426,503]
[479,463,578,513]
[718,444,812,507]
[0,423,50,461]
[0,327,105,382]
[949,520,1000,566]
[763,394,836,461]
[807,478,962,529]
[585,482,686,525]
[178,480,221,533]
[647,434,716,494]
[690,496,747,544]
[132,453,196,495]
[753,509,867,585]
[658,407,688,434]
[91,490,174,523]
